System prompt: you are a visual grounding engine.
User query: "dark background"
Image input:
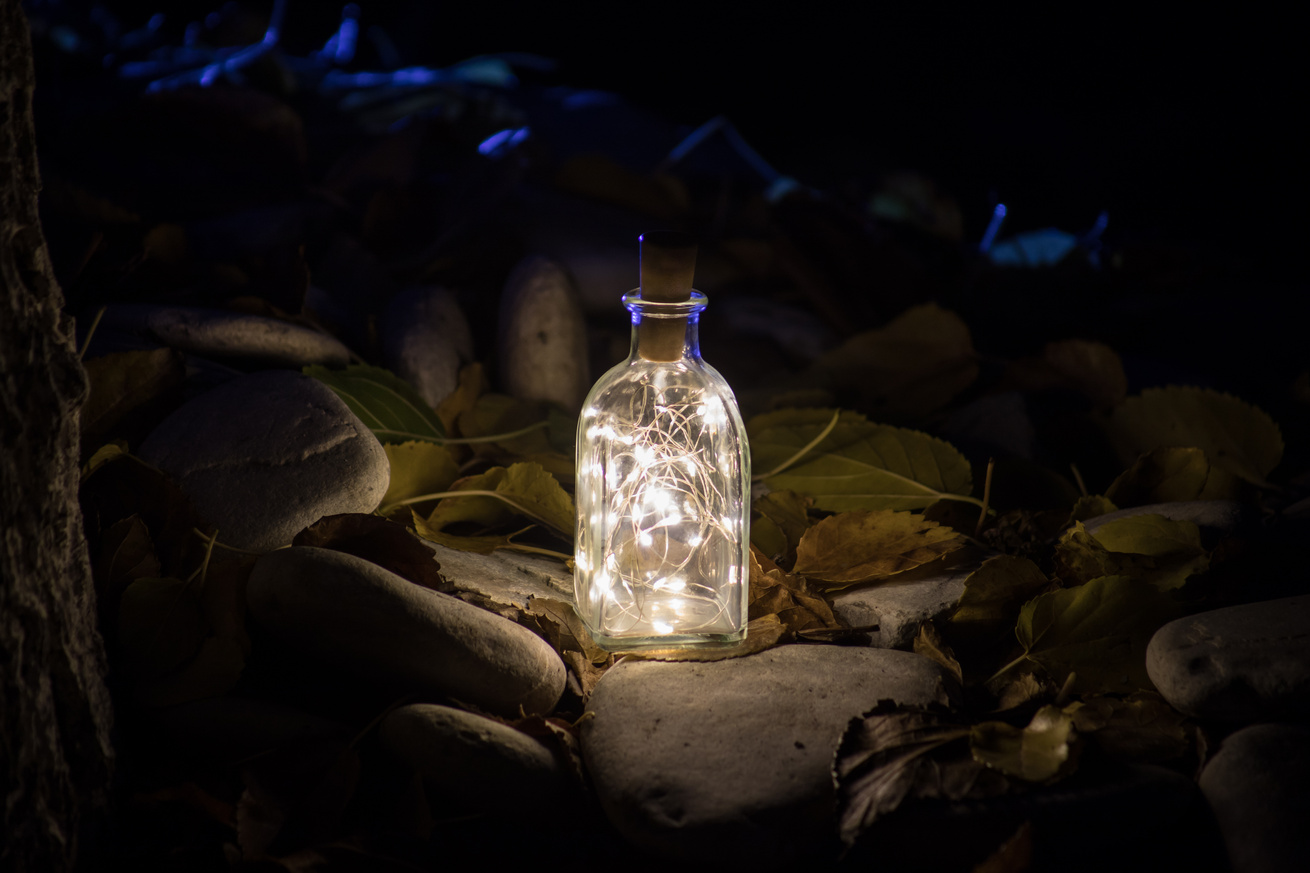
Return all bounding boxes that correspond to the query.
[338,2,1307,283]
[37,0,1307,278]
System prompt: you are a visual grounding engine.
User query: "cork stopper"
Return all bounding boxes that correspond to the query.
[637,231,698,361]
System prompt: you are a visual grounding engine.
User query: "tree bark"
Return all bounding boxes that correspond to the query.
[1,1,115,871]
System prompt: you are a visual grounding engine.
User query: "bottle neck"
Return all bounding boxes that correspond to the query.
[624,290,706,363]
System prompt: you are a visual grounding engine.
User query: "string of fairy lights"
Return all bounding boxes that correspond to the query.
[576,367,742,638]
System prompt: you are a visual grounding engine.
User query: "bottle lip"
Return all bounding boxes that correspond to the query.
[623,289,707,316]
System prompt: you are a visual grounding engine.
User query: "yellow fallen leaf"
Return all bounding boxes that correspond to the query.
[793,509,965,587]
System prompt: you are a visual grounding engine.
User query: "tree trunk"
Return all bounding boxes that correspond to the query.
[1,1,115,871]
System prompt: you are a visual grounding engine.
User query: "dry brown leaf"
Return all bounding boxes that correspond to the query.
[435,362,488,437]
[914,621,963,685]
[808,303,979,421]
[748,546,841,633]
[794,509,966,586]
[295,514,450,594]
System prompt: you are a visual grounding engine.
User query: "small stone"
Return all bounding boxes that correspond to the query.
[101,304,351,368]
[1199,723,1310,873]
[381,286,474,408]
[1146,595,1310,721]
[830,562,975,649]
[380,703,567,813]
[138,371,388,551]
[582,645,957,866]
[1083,500,1247,540]
[426,541,573,611]
[247,547,565,717]
[498,256,589,411]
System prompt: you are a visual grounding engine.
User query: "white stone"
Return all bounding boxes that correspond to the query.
[138,371,388,551]
[1146,595,1310,721]
[581,644,957,867]
[380,703,567,812]
[247,547,566,717]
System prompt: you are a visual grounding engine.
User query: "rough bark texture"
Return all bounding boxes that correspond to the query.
[1,1,115,871]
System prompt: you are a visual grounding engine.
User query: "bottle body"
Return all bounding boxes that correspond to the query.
[574,293,750,650]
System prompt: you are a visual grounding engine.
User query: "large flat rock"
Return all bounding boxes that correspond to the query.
[581,645,957,868]
[1146,595,1310,721]
[247,547,566,717]
[138,370,388,551]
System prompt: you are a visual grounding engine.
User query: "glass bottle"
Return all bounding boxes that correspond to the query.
[574,232,750,650]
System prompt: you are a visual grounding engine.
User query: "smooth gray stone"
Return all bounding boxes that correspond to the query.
[381,286,474,408]
[247,548,566,717]
[1200,723,1310,873]
[1083,500,1246,538]
[148,696,351,765]
[138,371,388,551]
[101,304,351,368]
[1146,595,1310,721]
[380,703,567,812]
[498,256,589,411]
[582,645,957,867]
[830,563,975,649]
[425,542,573,610]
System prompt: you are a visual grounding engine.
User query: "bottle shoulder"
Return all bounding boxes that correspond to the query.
[582,357,744,418]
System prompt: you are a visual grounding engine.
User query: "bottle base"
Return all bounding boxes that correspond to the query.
[588,627,748,653]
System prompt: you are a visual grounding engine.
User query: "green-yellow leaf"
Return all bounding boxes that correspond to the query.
[422,462,575,540]
[1106,386,1283,487]
[1091,514,1205,558]
[410,517,524,555]
[379,441,460,514]
[82,441,128,480]
[807,303,979,421]
[948,554,1050,636]
[971,705,1078,782]
[1068,494,1117,524]
[1015,574,1174,693]
[1055,519,1208,592]
[750,408,976,512]
[305,363,445,442]
[1104,446,1245,506]
[456,393,576,482]
[793,509,966,586]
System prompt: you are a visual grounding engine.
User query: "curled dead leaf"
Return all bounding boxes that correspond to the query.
[794,509,966,587]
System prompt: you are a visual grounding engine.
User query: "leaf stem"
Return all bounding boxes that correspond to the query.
[78,306,107,360]
[373,420,551,446]
[974,458,995,537]
[987,653,1030,685]
[383,489,566,534]
[191,528,266,556]
[753,408,842,482]
[1070,463,1088,497]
